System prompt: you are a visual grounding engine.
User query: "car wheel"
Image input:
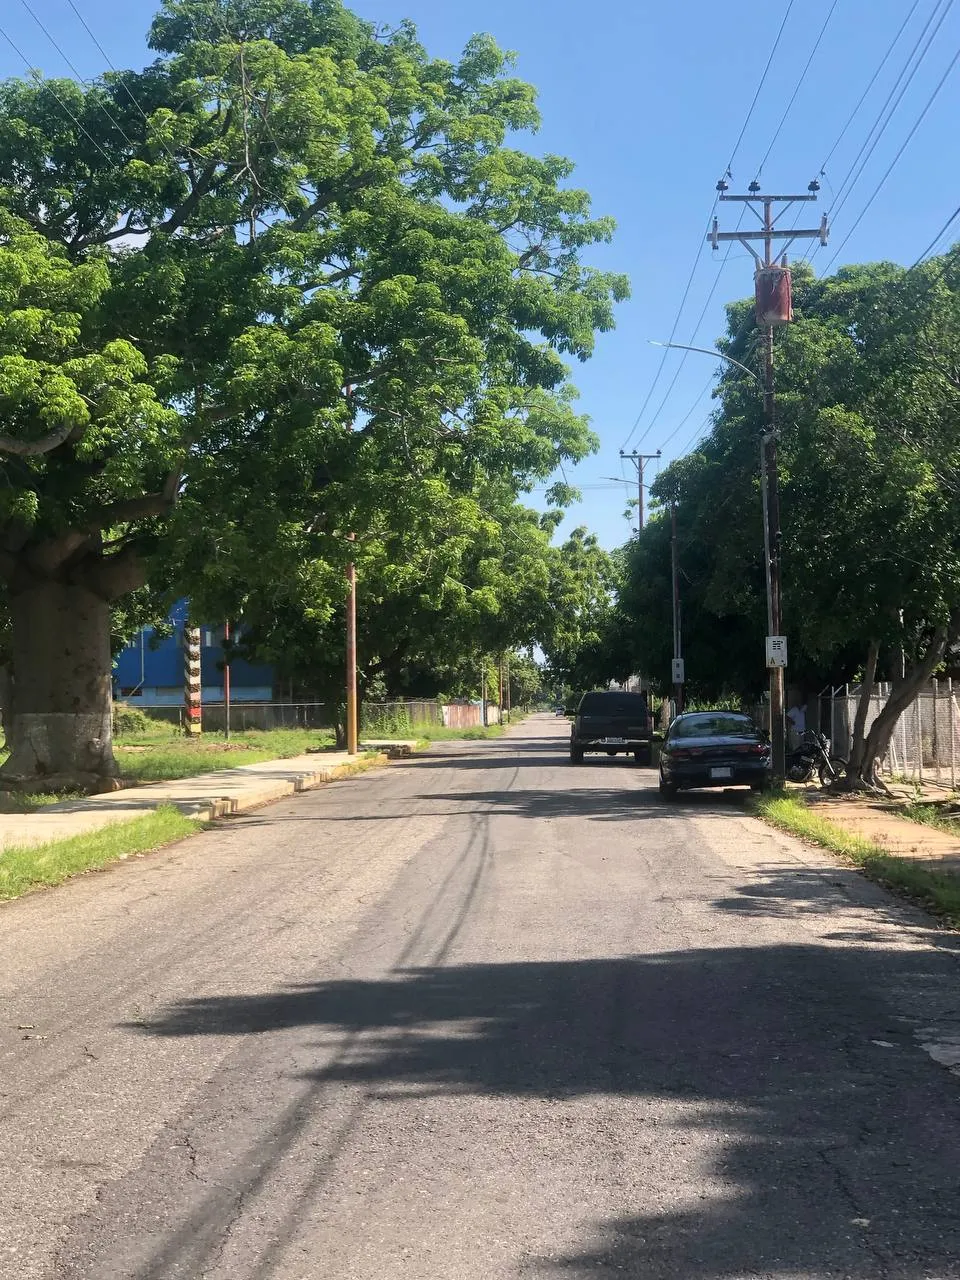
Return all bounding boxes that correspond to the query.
[659,775,678,799]
[569,748,584,764]
[634,746,652,766]
[750,781,770,793]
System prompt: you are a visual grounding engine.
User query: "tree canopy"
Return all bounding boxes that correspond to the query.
[0,0,628,785]
[618,249,960,784]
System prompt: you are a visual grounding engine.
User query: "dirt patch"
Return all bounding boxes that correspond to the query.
[806,791,960,874]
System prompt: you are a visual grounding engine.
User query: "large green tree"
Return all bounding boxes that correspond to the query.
[623,251,960,787]
[0,0,626,788]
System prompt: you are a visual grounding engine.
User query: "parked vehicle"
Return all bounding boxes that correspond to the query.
[659,710,771,798]
[569,690,653,765]
[786,729,847,786]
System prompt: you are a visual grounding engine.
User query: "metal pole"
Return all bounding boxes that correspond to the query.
[934,679,940,785]
[480,657,487,727]
[223,620,231,742]
[950,678,956,791]
[915,694,923,785]
[345,541,358,755]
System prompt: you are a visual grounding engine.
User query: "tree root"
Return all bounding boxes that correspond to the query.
[0,772,128,796]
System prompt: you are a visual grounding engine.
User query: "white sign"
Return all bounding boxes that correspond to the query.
[672,657,685,684]
[766,635,788,668]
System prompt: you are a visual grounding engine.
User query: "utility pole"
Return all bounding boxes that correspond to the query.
[619,448,661,529]
[709,180,827,782]
[223,620,231,743]
[345,535,358,755]
[671,503,683,715]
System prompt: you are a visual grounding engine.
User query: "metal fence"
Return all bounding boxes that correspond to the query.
[361,700,443,733]
[118,697,503,737]
[820,680,960,787]
[117,701,332,734]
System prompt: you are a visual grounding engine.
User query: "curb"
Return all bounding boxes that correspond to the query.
[172,753,389,821]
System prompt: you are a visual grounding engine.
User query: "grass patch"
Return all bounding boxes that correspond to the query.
[115,727,334,783]
[901,801,960,835]
[0,805,200,901]
[416,723,507,742]
[753,791,960,929]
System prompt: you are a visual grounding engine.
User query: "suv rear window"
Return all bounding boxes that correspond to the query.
[578,692,647,716]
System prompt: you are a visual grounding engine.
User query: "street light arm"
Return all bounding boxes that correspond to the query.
[648,340,762,385]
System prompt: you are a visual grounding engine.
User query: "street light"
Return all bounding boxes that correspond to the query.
[648,340,761,385]
[648,338,784,780]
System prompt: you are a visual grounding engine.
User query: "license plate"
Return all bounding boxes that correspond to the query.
[602,737,626,745]
[710,767,733,779]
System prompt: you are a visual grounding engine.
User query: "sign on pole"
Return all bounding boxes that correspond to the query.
[671,657,685,684]
[765,636,788,669]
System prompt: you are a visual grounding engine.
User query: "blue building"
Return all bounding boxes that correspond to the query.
[113,600,274,704]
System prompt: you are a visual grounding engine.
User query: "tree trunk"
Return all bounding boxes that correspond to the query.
[0,581,120,792]
[844,639,880,782]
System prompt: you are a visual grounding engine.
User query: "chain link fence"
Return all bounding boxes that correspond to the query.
[820,680,960,787]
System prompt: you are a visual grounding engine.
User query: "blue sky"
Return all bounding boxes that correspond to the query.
[1,0,958,547]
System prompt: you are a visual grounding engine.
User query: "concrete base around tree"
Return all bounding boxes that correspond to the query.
[0,751,390,853]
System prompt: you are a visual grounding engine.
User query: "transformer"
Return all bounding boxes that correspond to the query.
[755,265,793,326]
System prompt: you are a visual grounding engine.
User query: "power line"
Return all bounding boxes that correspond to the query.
[828,0,954,224]
[754,0,840,180]
[807,0,955,269]
[725,0,798,178]
[910,203,960,267]
[823,41,960,273]
[817,0,924,177]
[797,1,925,265]
[619,2,797,453]
[16,0,139,148]
[0,22,115,164]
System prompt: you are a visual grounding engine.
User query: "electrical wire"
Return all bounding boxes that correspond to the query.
[619,1,797,452]
[61,0,185,164]
[16,0,139,148]
[754,0,840,180]
[816,0,924,177]
[0,21,115,164]
[807,0,955,269]
[909,203,960,267]
[823,41,960,273]
[826,0,954,226]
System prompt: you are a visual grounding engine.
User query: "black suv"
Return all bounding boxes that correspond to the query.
[569,690,652,765]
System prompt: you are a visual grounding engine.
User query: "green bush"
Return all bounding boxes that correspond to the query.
[113,702,152,735]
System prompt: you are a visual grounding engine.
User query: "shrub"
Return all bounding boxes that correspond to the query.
[113,702,152,735]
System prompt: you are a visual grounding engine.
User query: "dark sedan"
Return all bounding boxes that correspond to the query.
[658,711,771,798]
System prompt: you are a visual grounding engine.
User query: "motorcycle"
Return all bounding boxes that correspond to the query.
[786,729,847,787]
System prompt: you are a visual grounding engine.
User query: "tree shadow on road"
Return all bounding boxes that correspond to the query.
[127,941,960,1278]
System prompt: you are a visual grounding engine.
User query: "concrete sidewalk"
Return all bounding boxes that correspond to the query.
[0,748,399,853]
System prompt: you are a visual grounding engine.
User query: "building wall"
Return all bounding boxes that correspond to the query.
[113,601,274,703]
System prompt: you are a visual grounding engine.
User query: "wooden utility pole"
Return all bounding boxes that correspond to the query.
[619,449,661,529]
[709,180,827,782]
[345,536,358,755]
[223,620,231,743]
[671,503,683,715]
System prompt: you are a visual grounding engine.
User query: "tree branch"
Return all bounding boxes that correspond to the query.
[0,421,74,458]
[71,544,148,600]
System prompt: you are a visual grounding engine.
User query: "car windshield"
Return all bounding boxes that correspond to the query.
[578,693,646,716]
[671,713,758,739]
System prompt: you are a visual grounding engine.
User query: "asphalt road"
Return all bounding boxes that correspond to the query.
[2,714,960,1279]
